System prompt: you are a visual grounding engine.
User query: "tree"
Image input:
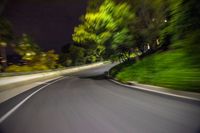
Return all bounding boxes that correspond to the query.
[37,50,59,69]
[61,43,72,53]
[111,28,134,61]
[73,0,135,61]
[59,44,85,66]
[0,17,13,71]
[14,34,40,64]
[169,0,200,66]
[13,34,59,70]
[128,0,169,53]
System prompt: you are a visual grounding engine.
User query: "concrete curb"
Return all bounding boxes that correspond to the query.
[109,78,200,102]
[0,62,107,103]
[0,62,106,89]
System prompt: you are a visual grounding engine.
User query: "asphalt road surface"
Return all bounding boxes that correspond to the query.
[0,64,200,133]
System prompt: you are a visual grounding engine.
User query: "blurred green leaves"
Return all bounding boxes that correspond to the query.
[110,0,200,92]
[73,0,135,60]
[15,34,40,61]
[6,34,59,72]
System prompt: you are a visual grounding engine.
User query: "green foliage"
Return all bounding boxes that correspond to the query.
[110,0,200,92]
[38,50,59,69]
[10,34,59,72]
[59,44,86,66]
[15,34,40,62]
[5,64,50,72]
[128,0,169,52]
[32,64,49,71]
[6,65,34,72]
[0,19,59,72]
[84,49,97,63]
[6,50,59,72]
[0,17,13,44]
[73,0,135,60]
[168,0,200,66]
[111,50,200,92]
[69,45,85,65]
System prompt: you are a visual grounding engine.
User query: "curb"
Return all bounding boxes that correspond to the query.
[0,62,108,103]
[0,62,106,90]
[108,78,200,102]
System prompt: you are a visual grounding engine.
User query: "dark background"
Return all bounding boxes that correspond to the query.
[2,0,88,53]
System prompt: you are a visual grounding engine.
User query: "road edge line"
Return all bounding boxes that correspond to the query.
[0,76,66,124]
[109,79,200,102]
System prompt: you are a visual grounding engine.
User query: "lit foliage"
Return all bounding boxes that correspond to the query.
[7,34,59,72]
[72,0,135,59]
[112,28,133,49]
[39,50,59,69]
[15,34,40,61]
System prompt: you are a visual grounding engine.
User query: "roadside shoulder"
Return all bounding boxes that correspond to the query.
[109,78,200,102]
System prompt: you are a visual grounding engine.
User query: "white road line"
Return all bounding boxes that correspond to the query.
[0,77,67,124]
[110,79,200,102]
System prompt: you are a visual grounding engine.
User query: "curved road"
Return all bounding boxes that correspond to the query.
[0,64,200,133]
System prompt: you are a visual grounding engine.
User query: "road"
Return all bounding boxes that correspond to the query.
[0,64,200,133]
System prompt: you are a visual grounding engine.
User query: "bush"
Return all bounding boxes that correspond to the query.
[6,64,50,72]
[6,65,33,72]
[32,64,49,71]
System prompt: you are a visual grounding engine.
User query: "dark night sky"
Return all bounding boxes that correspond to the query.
[2,0,88,53]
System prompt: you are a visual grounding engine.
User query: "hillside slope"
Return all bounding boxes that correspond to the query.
[110,49,200,92]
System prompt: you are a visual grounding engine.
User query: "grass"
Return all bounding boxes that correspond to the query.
[110,49,200,92]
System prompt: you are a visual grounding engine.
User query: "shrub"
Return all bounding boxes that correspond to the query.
[6,65,33,72]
